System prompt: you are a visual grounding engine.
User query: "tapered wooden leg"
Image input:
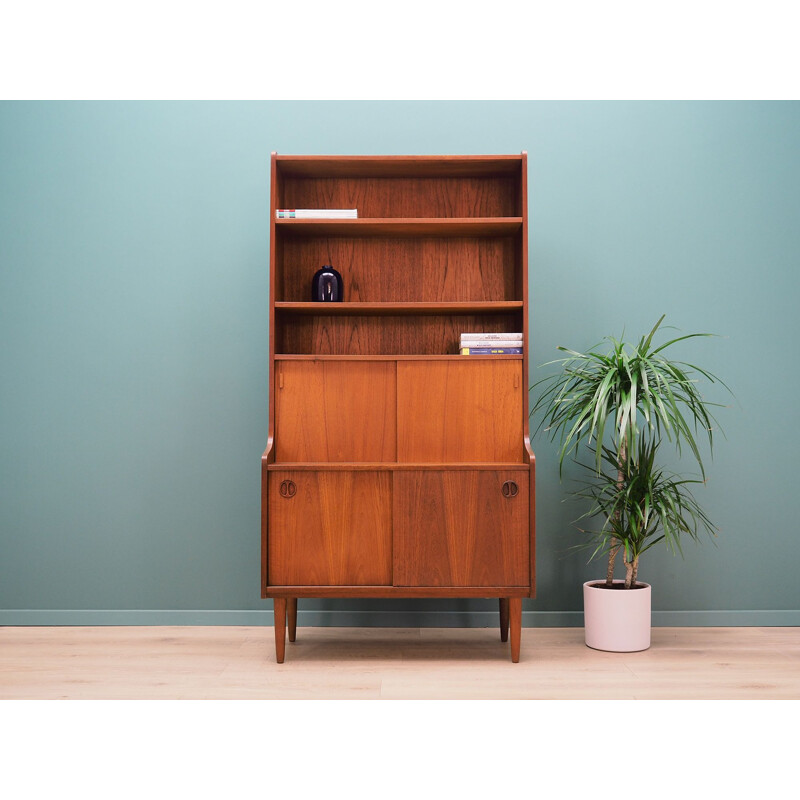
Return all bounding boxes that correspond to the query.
[273,598,287,663]
[509,598,522,663]
[287,598,297,643]
[499,598,510,642]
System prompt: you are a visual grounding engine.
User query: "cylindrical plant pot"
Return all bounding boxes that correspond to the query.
[583,580,652,652]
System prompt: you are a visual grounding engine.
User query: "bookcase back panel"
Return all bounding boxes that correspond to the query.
[276,156,522,179]
[276,312,523,356]
[278,236,518,302]
[280,176,519,218]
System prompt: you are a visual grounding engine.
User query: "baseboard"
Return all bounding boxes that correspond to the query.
[1,609,799,627]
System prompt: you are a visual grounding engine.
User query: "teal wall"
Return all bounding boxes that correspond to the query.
[1,101,798,627]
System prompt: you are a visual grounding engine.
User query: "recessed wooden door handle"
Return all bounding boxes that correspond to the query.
[279,480,297,498]
[502,480,519,498]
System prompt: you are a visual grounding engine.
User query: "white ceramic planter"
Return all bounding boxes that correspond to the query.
[583,580,652,652]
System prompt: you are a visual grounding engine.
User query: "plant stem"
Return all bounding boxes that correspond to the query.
[606,541,618,584]
[624,557,634,589]
[632,557,639,588]
[606,441,627,586]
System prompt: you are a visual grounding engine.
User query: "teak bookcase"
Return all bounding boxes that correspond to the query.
[261,154,535,662]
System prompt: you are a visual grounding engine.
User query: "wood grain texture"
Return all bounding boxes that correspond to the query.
[276,154,523,178]
[499,598,510,642]
[265,586,531,598]
[261,458,269,598]
[275,354,522,362]
[3,627,798,699]
[263,155,535,644]
[262,152,279,598]
[281,177,518,217]
[275,301,523,315]
[521,151,536,598]
[276,218,522,236]
[275,361,396,461]
[509,598,522,662]
[273,597,286,663]
[278,234,518,302]
[268,471,392,586]
[393,470,529,587]
[267,462,528,471]
[277,311,523,355]
[397,361,523,462]
[288,598,297,643]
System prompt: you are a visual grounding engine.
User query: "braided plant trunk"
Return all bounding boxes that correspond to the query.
[613,441,640,589]
[606,546,618,585]
[605,442,626,586]
[624,554,640,589]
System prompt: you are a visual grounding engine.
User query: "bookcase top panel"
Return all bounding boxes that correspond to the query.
[275,154,524,178]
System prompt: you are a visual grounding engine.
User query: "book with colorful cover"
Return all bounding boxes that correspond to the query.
[276,209,358,219]
[460,347,523,355]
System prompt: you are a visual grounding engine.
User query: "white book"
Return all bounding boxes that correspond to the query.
[460,340,524,349]
[276,209,358,219]
[460,332,523,341]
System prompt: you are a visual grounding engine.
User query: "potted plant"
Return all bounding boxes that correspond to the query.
[532,315,728,651]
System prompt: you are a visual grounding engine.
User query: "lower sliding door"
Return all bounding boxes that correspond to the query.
[393,470,529,587]
[268,470,392,586]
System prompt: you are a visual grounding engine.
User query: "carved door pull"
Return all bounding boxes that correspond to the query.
[279,480,297,498]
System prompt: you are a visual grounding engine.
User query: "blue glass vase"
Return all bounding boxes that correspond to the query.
[311,265,343,302]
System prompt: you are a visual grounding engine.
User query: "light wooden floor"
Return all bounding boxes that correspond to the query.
[1,625,798,699]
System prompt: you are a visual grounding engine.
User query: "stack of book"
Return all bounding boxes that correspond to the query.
[276,209,358,219]
[459,332,523,355]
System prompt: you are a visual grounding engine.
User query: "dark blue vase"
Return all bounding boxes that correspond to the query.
[311,264,343,302]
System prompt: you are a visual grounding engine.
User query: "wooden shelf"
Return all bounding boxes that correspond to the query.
[275,154,523,178]
[274,354,524,361]
[275,217,522,237]
[268,462,529,471]
[275,301,523,316]
[266,587,531,598]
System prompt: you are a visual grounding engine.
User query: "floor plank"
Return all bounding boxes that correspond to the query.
[0,626,797,699]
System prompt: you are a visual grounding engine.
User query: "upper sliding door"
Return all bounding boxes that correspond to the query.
[397,360,523,463]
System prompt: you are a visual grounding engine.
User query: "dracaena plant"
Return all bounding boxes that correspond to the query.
[532,315,728,587]
[573,439,716,588]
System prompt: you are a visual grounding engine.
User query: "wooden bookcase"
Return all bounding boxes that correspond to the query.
[261,154,535,662]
